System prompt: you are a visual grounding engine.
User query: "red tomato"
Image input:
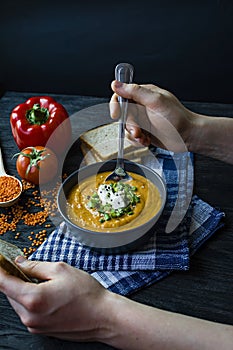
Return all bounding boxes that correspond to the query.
[16,146,58,185]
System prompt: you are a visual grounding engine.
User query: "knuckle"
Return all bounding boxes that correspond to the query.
[52,261,68,274]
[127,83,144,101]
[24,260,41,274]
[150,91,166,109]
[21,313,37,328]
[130,83,141,94]
[156,91,165,101]
[23,293,44,313]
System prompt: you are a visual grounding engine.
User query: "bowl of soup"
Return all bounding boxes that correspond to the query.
[57,160,166,253]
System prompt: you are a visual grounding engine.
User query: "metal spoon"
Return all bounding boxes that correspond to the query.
[0,147,22,207]
[105,63,134,182]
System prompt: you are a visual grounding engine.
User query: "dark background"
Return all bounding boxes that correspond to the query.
[0,0,233,103]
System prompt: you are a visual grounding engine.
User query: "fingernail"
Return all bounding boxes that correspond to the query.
[15,255,26,264]
[114,81,123,89]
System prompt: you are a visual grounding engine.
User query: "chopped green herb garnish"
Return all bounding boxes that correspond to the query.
[104,213,111,221]
[86,181,140,223]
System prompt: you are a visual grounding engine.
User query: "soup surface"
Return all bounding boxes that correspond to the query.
[66,171,162,232]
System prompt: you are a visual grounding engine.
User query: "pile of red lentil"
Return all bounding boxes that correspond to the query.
[0,177,65,257]
[0,176,21,202]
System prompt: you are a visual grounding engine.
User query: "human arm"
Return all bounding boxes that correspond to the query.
[0,258,232,349]
[110,81,233,164]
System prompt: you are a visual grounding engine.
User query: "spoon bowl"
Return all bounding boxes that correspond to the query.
[0,148,22,207]
[105,159,132,182]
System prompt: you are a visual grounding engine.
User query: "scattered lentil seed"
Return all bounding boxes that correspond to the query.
[0,177,64,256]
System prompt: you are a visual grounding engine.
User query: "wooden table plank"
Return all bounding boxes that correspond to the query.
[0,91,233,349]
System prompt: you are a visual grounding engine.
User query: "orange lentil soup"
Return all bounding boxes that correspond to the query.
[66,171,162,232]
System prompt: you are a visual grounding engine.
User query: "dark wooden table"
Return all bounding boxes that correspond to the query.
[0,92,233,350]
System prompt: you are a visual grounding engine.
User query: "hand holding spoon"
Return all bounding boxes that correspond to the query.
[105,63,134,182]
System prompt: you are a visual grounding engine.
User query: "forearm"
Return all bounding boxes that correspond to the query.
[188,113,233,164]
[100,292,233,350]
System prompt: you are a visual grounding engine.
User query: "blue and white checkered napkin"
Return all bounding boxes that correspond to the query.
[30,148,224,295]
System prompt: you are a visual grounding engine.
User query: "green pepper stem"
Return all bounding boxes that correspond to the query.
[26,104,49,125]
[13,147,50,175]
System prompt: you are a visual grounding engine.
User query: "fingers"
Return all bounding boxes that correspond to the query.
[109,95,151,146]
[125,130,151,147]
[126,118,142,139]
[109,81,158,119]
[111,80,160,109]
[109,93,120,119]
[0,257,61,302]
[110,81,153,147]
[0,266,38,305]
[126,116,151,147]
[15,257,74,282]
[0,266,26,296]
[15,256,55,281]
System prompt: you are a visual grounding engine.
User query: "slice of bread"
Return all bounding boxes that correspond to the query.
[80,143,99,165]
[80,122,136,160]
[81,140,150,165]
[80,123,149,164]
[0,239,32,282]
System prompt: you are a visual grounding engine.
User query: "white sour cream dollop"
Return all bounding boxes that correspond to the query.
[97,184,130,210]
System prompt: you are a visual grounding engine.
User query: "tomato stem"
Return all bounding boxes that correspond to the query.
[13,147,50,175]
[26,104,49,125]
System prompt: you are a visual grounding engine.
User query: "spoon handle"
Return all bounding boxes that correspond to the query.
[0,147,7,176]
[115,63,134,168]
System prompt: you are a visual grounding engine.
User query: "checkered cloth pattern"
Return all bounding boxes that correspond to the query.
[30,148,224,295]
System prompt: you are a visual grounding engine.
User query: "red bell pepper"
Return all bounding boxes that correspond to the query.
[10,96,71,155]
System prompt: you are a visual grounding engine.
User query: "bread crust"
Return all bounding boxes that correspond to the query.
[0,239,32,282]
[0,254,31,282]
